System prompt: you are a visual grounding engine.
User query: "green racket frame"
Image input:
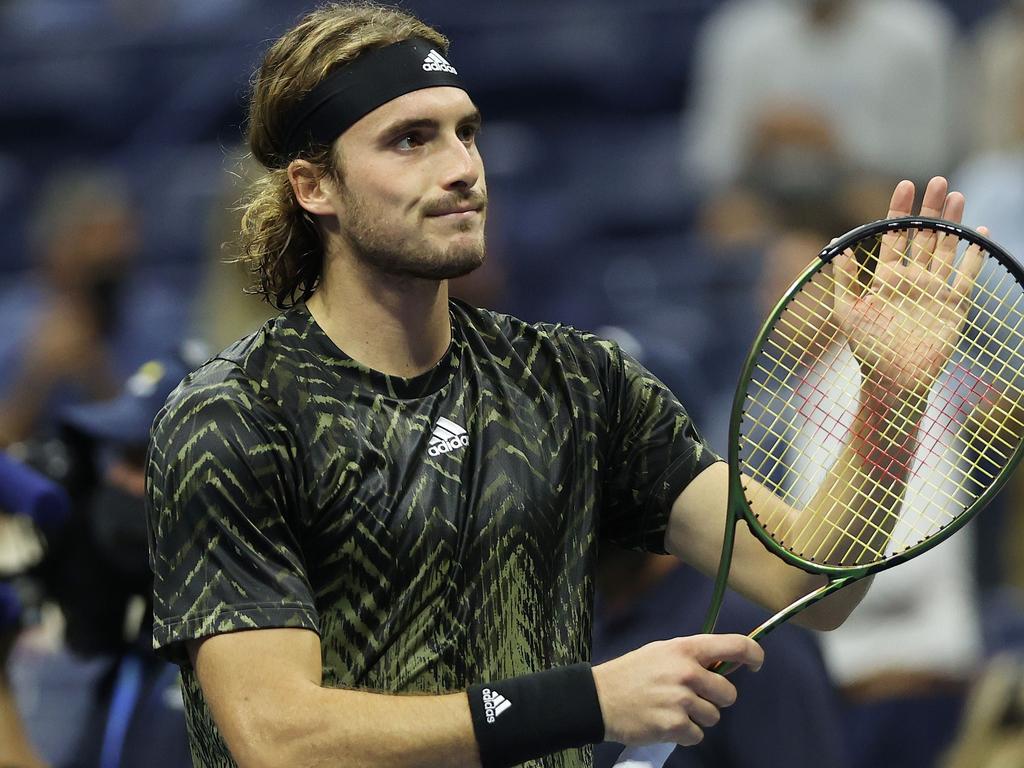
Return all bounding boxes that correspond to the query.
[702,216,1024,642]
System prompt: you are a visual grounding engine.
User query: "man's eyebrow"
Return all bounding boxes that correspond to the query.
[379,109,483,139]
[380,117,437,138]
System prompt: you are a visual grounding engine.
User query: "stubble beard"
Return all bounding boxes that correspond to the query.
[339,188,486,281]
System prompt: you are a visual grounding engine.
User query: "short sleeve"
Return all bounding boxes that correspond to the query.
[145,368,318,666]
[596,341,722,553]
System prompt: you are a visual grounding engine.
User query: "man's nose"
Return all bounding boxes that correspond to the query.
[440,137,480,190]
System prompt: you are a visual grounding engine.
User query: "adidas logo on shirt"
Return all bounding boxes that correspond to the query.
[427,416,469,456]
[481,688,512,723]
[422,49,458,74]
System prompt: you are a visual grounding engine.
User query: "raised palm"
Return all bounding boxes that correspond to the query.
[833,227,985,394]
[831,178,986,397]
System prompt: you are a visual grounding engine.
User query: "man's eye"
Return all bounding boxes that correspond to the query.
[396,134,422,150]
[458,125,479,143]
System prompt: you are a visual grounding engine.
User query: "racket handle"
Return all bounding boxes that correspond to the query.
[613,742,677,768]
[710,659,741,676]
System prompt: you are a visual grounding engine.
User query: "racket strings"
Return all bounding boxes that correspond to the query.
[811,231,1019,557]
[868,235,1024,451]
[757,265,1024,482]
[738,227,1024,566]
[778,277,1004,562]
[744,377,960,547]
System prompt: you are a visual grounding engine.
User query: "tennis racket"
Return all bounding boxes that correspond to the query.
[613,210,1024,768]
[700,215,1024,671]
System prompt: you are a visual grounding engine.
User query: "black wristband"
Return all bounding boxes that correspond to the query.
[467,663,605,768]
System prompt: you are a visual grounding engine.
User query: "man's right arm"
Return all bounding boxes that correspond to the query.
[191,627,763,767]
[190,627,481,768]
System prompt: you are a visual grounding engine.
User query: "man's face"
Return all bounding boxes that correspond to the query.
[325,86,487,280]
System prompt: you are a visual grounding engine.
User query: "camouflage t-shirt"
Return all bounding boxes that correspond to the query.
[146,300,720,767]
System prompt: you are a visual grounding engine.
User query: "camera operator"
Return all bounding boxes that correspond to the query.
[42,354,197,768]
[2,354,199,767]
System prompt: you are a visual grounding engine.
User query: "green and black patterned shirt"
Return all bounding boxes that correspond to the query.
[146,300,720,767]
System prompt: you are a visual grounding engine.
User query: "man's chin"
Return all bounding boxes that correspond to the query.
[433,251,486,281]
[431,238,486,280]
[389,248,485,281]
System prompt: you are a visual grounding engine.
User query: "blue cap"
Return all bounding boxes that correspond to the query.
[0,450,70,530]
[61,356,190,446]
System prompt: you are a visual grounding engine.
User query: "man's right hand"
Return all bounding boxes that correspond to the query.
[591,634,764,747]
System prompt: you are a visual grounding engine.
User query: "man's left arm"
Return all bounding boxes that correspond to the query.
[664,461,871,632]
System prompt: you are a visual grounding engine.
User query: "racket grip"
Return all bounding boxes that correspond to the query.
[613,742,677,768]
[709,659,741,676]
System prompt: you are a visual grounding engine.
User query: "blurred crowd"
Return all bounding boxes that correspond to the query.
[2,0,1024,767]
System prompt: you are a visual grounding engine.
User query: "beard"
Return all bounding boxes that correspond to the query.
[338,186,487,281]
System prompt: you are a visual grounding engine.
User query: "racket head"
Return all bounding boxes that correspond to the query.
[727,216,1024,579]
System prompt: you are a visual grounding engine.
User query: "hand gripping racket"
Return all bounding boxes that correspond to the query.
[702,216,1024,670]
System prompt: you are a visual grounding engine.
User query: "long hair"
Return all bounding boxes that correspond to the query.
[238,2,448,309]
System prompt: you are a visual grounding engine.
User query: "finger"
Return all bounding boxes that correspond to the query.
[832,248,858,304]
[911,177,949,268]
[691,634,764,671]
[687,667,740,709]
[952,226,988,303]
[684,697,722,729]
[886,179,916,218]
[675,721,705,747]
[917,175,949,218]
[942,190,965,224]
[881,180,915,266]
[933,192,965,282]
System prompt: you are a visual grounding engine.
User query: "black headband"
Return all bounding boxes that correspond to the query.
[277,38,465,162]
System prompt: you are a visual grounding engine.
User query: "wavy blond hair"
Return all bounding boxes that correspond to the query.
[237,2,448,309]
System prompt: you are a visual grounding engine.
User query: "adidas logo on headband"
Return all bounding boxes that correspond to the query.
[422,49,457,75]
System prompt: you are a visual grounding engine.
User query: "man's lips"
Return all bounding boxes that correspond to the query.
[426,203,485,218]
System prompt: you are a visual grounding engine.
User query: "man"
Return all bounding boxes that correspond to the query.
[145,4,976,767]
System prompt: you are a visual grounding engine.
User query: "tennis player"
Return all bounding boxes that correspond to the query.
[145,4,973,767]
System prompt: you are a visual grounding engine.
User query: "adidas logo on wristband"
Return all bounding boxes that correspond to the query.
[481,687,512,723]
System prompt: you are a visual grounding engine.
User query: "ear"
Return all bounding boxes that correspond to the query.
[287,159,336,217]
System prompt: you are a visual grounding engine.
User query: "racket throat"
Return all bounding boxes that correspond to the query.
[748,576,855,642]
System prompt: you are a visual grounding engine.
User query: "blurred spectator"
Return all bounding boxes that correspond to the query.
[941,653,1024,768]
[764,232,984,768]
[54,355,193,768]
[1,447,73,768]
[593,548,847,768]
[693,175,987,768]
[966,0,1024,155]
[954,5,1024,593]
[0,169,185,448]
[822,531,982,768]
[8,353,199,768]
[2,566,48,768]
[684,0,957,191]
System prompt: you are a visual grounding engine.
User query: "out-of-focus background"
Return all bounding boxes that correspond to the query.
[2,1,1024,767]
